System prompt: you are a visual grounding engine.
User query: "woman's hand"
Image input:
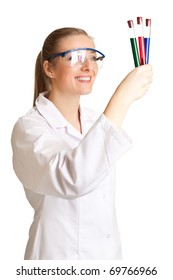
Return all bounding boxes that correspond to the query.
[116,64,153,106]
[104,65,153,129]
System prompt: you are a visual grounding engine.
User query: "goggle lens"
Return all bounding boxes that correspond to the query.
[46,48,105,69]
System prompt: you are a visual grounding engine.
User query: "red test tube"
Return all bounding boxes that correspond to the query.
[137,17,145,65]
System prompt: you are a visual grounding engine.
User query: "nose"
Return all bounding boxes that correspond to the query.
[81,58,94,71]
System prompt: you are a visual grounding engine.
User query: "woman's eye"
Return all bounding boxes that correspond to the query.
[97,56,104,61]
[90,56,97,61]
[65,54,72,61]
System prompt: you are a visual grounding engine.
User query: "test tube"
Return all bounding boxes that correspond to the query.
[144,19,151,64]
[137,17,145,65]
[127,20,140,67]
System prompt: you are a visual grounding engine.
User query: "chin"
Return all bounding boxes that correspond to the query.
[80,90,92,96]
[80,86,93,95]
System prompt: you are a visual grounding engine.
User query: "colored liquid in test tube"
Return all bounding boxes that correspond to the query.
[137,17,145,65]
[127,20,140,67]
[144,19,151,64]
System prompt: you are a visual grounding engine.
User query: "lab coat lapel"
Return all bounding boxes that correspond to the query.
[36,93,84,140]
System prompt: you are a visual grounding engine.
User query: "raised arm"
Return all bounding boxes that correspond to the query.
[104,64,153,128]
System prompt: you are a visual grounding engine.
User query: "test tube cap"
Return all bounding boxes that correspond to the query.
[146,19,151,26]
[127,20,134,28]
[137,16,143,24]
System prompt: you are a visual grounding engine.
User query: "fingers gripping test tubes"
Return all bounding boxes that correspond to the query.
[127,17,151,67]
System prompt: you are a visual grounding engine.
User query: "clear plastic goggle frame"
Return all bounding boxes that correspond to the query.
[46,48,105,69]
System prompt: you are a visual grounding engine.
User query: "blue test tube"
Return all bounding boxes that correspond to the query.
[144,19,151,64]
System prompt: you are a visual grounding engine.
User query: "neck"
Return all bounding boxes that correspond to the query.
[48,91,82,133]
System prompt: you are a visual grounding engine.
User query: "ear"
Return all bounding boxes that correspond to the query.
[43,60,54,78]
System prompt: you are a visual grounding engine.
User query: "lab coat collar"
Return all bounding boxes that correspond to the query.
[35,92,99,139]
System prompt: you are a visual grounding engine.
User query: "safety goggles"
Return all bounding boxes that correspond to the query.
[46,48,105,69]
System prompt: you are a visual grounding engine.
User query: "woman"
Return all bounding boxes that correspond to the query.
[11,27,153,260]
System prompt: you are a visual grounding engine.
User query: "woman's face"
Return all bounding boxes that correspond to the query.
[50,35,99,97]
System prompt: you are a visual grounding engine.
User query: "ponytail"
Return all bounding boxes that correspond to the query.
[33,51,48,106]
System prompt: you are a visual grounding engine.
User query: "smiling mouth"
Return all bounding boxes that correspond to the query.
[75,77,91,81]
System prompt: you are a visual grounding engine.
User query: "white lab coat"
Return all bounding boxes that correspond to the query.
[11,92,132,260]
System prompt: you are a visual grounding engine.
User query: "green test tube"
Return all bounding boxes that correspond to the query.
[127,20,140,67]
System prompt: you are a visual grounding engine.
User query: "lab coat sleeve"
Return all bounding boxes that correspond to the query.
[11,114,132,199]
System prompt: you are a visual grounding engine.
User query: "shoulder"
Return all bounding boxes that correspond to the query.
[12,106,49,137]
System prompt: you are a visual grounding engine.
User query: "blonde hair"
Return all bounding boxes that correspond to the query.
[33,27,91,106]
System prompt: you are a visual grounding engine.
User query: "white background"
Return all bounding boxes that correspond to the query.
[0,0,173,278]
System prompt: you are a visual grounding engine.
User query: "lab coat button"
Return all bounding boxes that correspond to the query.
[106,234,111,238]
